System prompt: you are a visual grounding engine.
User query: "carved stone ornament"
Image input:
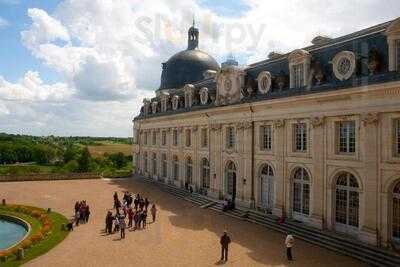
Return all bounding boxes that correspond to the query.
[210,123,222,131]
[312,61,324,85]
[332,51,356,81]
[215,67,245,106]
[368,48,380,76]
[236,121,252,129]
[199,87,209,105]
[361,112,379,125]
[192,125,198,132]
[257,71,272,94]
[276,71,287,90]
[273,119,285,128]
[311,116,325,128]
[172,95,179,110]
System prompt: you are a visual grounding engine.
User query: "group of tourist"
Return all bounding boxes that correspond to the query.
[74,200,91,226]
[105,191,157,239]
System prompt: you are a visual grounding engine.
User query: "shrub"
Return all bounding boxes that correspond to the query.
[30,232,44,243]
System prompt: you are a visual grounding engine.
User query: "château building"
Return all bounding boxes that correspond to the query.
[133,18,400,247]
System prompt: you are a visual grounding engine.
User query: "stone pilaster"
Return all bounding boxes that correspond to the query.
[360,112,379,245]
[273,119,285,217]
[311,116,325,229]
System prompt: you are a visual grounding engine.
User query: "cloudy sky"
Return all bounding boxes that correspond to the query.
[0,0,399,137]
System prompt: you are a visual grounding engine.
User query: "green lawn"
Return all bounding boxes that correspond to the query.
[0,206,69,267]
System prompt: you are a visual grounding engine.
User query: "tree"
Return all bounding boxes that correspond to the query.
[77,147,91,172]
[108,152,127,169]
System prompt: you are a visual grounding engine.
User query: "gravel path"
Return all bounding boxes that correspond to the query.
[1,178,366,267]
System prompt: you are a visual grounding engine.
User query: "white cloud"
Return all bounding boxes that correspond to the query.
[0,71,72,102]
[2,0,399,136]
[0,16,9,29]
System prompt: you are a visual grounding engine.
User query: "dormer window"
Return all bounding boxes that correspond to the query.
[385,18,400,71]
[288,49,311,89]
[143,99,151,115]
[184,84,195,108]
[160,92,169,112]
[172,95,179,110]
[151,102,158,114]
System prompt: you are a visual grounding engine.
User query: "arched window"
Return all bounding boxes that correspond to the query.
[335,172,359,227]
[201,158,210,189]
[172,155,179,180]
[393,181,400,241]
[226,161,236,197]
[293,167,310,215]
[186,157,193,184]
[144,152,148,173]
[152,153,157,175]
[260,164,274,210]
[161,153,167,178]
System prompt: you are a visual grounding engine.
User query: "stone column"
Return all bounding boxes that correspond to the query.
[273,119,285,217]
[311,116,325,229]
[360,112,379,245]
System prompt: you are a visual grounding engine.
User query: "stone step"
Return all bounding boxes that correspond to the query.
[134,176,400,266]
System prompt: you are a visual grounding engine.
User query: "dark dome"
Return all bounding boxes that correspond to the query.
[159,49,219,90]
[158,24,220,90]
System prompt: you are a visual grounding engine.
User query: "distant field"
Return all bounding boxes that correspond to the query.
[87,143,132,157]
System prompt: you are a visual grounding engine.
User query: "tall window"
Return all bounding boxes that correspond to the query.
[226,127,235,149]
[260,125,272,151]
[335,172,359,227]
[201,128,208,148]
[395,119,400,157]
[337,121,356,154]
[393,181,400,241]
[173,155,179,180]
[396,40,400,71]
[162,131,167,146]
[161,153,167,178]
[294,123,307,152]
[293,64,304,88]
[152,131,157,145]
[173,129,178,146]
[292,168,310,216]
[186,157,193,184]
[144,152,148,172]
[144,132,148,145]
[185,129,191,147]
[201,158,210,189]
[152,153,157,175]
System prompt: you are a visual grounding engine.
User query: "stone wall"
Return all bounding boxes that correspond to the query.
[0,173,101,182]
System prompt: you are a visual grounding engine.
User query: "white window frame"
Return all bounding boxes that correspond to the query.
[288,49,311,89]
[226,126,236,149]
[173,129,178,146]
[293,123,307,152]
[395,119,400,157]
[162,130,167,146]
[185,129,191,147]
[337,121,356,154]
[201,128,208,148]
[260,125,272,151]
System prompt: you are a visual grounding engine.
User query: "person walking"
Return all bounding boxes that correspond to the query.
[144,198,149,211]
[285,233,294,261]
[106,211,113,234]
[220,231,231,262]
[151,204,157,222]
[120,216,126,239]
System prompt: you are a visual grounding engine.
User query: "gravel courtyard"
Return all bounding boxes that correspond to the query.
[1,178,366,267]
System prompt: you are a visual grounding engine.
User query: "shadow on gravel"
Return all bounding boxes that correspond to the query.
[104,178,289,266]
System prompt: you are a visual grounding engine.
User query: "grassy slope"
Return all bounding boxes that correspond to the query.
[87,143,132,157]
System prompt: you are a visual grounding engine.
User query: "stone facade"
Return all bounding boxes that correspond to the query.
[133,18,400,248]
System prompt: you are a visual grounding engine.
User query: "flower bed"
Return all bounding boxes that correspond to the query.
[0,204,69,266]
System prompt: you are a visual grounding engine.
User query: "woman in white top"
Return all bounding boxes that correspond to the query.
[285,234,294,261]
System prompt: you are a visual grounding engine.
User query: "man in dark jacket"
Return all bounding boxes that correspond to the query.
[220,231,231,262]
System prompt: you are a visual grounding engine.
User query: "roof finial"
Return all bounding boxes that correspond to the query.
[193,16,195,28]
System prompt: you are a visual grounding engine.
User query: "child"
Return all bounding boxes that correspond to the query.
[142,210,147,229]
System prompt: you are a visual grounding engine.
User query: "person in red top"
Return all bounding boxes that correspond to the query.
[220,230,231,262]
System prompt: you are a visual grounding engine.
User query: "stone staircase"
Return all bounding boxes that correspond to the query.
[134,175,400,267]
